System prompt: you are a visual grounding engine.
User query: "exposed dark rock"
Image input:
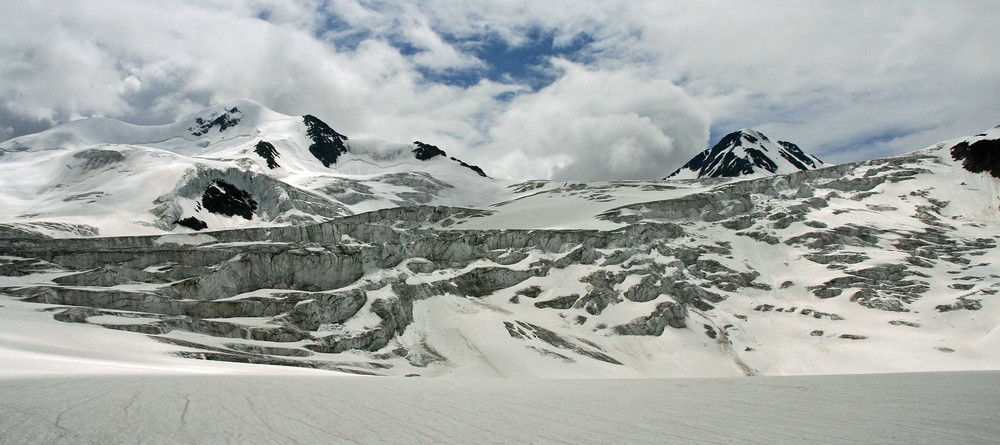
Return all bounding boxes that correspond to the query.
[786,224,882,249]
[804,252,869,265]
[439,267,541,298]
[449,156,488,177]
[282,289,367,331]
[514,321,621,364]
[799,309,844,320]
[516,286,543,299]
[170,351,381,375]
[534,294,580,310]
[73,149,125,170]
[574,271,624,315]
[202,180,257,220]
[176,216,208,231]
[504,321,527,340]
[778,141,821,169]
[412,141,447,160]
[613,301,688,335]
[303,114,349,167]
[950,137,1000,177]
[810,330,824,336]
[527,346,576,363]
[736,231,780,245]
[936,297,983,312]
[190,107,242,136]
[225,343,313,357]
[254,140,280,169]
[813,288,842,299]
[888,320,921,328]
[704,325,718,339]
[48,306,310,342]
[839,334,868,340]
[307,296,413,354]
[721,216,754,230]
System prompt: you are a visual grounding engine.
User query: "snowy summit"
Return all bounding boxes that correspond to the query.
[0,99,491,237]
[667,129,825,179]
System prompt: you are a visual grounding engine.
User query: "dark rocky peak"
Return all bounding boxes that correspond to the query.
[189,107,243,137]
[715,129,769,148]
[667,129,824,179]
[412,141,447,160]
[452,157,488,178]
[412,140,488,177]
[777,140,822,170]
[303,115,349,168]
[951,136,1000,177]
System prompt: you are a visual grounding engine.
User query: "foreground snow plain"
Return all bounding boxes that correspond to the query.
[2,293,1000,444]
[2,370,998,444]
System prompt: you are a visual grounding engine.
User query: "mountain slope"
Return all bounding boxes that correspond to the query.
[667,129,825,179]
[0,100,494,237]
[2,124,998,378]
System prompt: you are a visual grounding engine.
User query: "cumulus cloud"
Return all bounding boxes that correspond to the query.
[484,61,710,180]
[1,0,999,180]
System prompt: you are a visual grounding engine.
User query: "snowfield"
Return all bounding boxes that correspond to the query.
[2,102,1000,443]
[2,370,999,444]
[2,296,999,444]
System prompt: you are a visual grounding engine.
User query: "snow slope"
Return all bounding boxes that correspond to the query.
[0,99,496,237]
[2,112,1000,442]
[2,124,1000,380]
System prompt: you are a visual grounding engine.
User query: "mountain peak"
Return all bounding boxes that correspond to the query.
[666,129,825,180]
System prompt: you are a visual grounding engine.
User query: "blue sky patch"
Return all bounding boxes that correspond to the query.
[416,29,595,90]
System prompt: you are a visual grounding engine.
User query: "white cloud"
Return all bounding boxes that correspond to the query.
[1,0,999,180]
[483,61,710,180]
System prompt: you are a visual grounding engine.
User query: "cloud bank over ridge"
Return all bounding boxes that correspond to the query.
[2,0,998,180]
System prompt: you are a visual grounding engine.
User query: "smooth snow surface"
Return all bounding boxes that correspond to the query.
[1,372,998,444]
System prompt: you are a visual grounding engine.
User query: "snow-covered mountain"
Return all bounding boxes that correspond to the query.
[2,118,999,379]
[667,129,825,179]
[0,99,492,237]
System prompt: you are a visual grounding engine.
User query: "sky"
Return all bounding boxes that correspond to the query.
[1,0,999,180]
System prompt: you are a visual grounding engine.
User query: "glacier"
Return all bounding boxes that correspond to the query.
[2,101,1000,443]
